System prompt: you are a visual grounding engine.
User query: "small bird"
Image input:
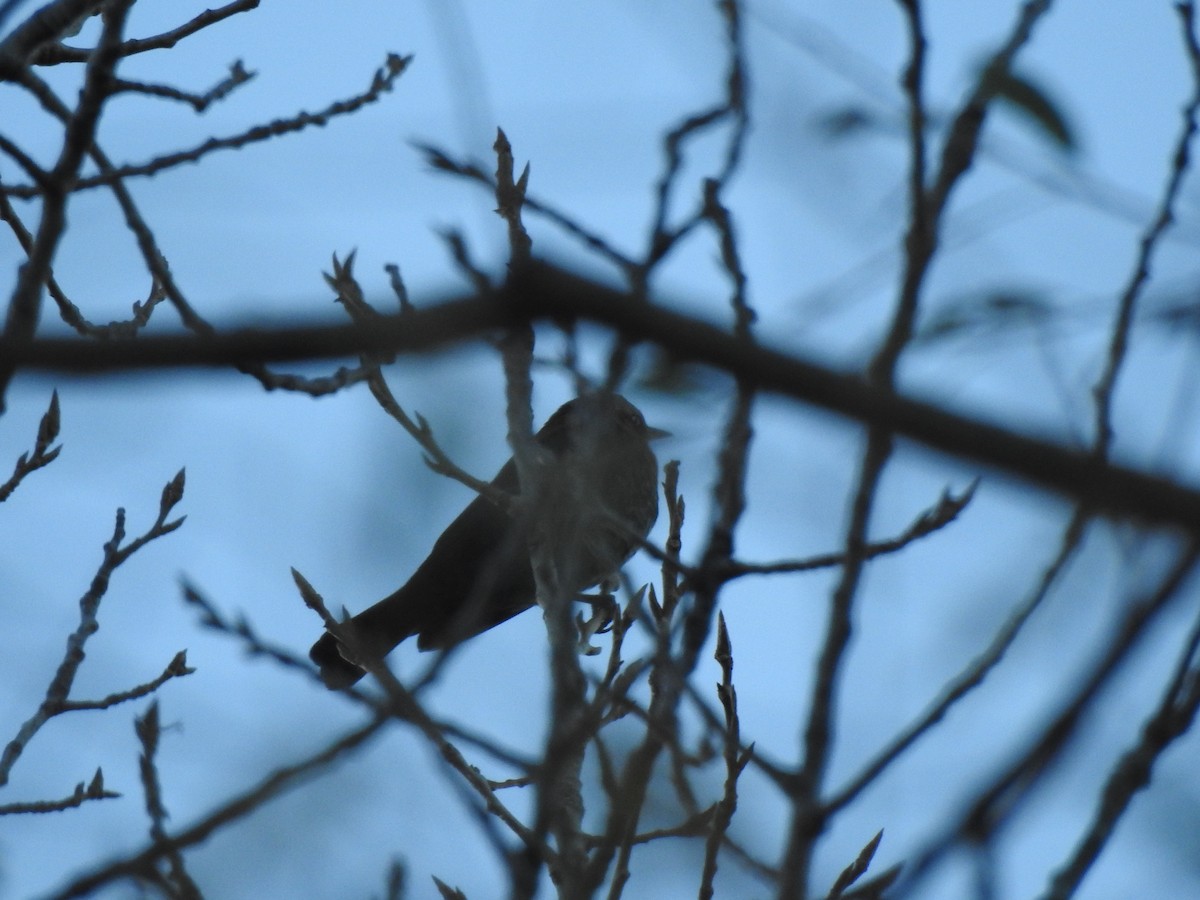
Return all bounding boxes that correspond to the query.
[310,392,667,688]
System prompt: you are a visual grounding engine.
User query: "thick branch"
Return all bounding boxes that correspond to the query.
[5,265,1200,532]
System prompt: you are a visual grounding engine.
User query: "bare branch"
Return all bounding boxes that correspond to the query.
[699,613,752,899]
[726,481,976,579]
[3,54,413,198]
[59,652,194,712]
[0,470,186,787]
[1090,0,1200,460]
[0,0,134,409]
[111,59,254,113]
[45,718,388,900]
[416,143,637,273]
[134,703,202,899]
[896,541,1200,896]
[0,0,104,76]
[28,0,261,66]
[1043,598,1200,899]
[0,768,119,816]
[826,511,1086,815]
[8,265,1200,533]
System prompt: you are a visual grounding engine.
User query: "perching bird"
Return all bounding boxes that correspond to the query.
[310,392,666,688]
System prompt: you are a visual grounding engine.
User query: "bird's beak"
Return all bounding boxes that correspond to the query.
[646,425,672,441]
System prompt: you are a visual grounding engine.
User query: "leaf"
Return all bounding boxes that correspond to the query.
[815,105,881,139]
[917,287,1053,344]
[978,65,1076,153]
[1151,296,1200,333]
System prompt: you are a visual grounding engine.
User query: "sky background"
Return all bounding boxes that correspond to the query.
[3,1,1200,898]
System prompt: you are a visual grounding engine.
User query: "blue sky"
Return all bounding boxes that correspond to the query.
[3,1,1200,898]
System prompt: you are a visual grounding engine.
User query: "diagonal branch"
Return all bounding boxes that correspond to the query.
[8,265,1200,532]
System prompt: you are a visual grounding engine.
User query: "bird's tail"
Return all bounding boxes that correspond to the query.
[309,630,371,689]
[309,588,419,688]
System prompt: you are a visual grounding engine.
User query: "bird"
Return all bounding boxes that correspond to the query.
[310,392,667,688]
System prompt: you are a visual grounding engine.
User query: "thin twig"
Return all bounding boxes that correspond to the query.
[825,511,1086,815]
[27,0,260,66]
[725,481,975,579]
[134,703,202,899]
[3,54,413,198]
[0,388,61,501]
[1091,0,1200,460]
[699,613,753,899]
[0,768,119,816]
[417,142,637,274]
[45,717,387,899]
[112,59,254,113]
[0,0,134,409]
[1042,596,1200,899]
[0,469,185,786]
[59,651,194,712]
[894,541,1200,897]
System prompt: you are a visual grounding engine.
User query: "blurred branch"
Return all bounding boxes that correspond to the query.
[644,0,749,272]
[923,0,1054,227]
[1035,9,1200,897]
[785,1,1056,890]
[7,263,1200,532]
[134,703,202,899]
[887,6,1200,888]
[0,0,102,75]
[825,511,1087,815]
[1043,595,1200,898]
[607,0,751,392]
[1091,0,1200,460]
[0,0,133,407]
[895,539,1200,897]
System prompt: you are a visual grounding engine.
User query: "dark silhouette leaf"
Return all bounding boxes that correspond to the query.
[978,65,1076,153]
